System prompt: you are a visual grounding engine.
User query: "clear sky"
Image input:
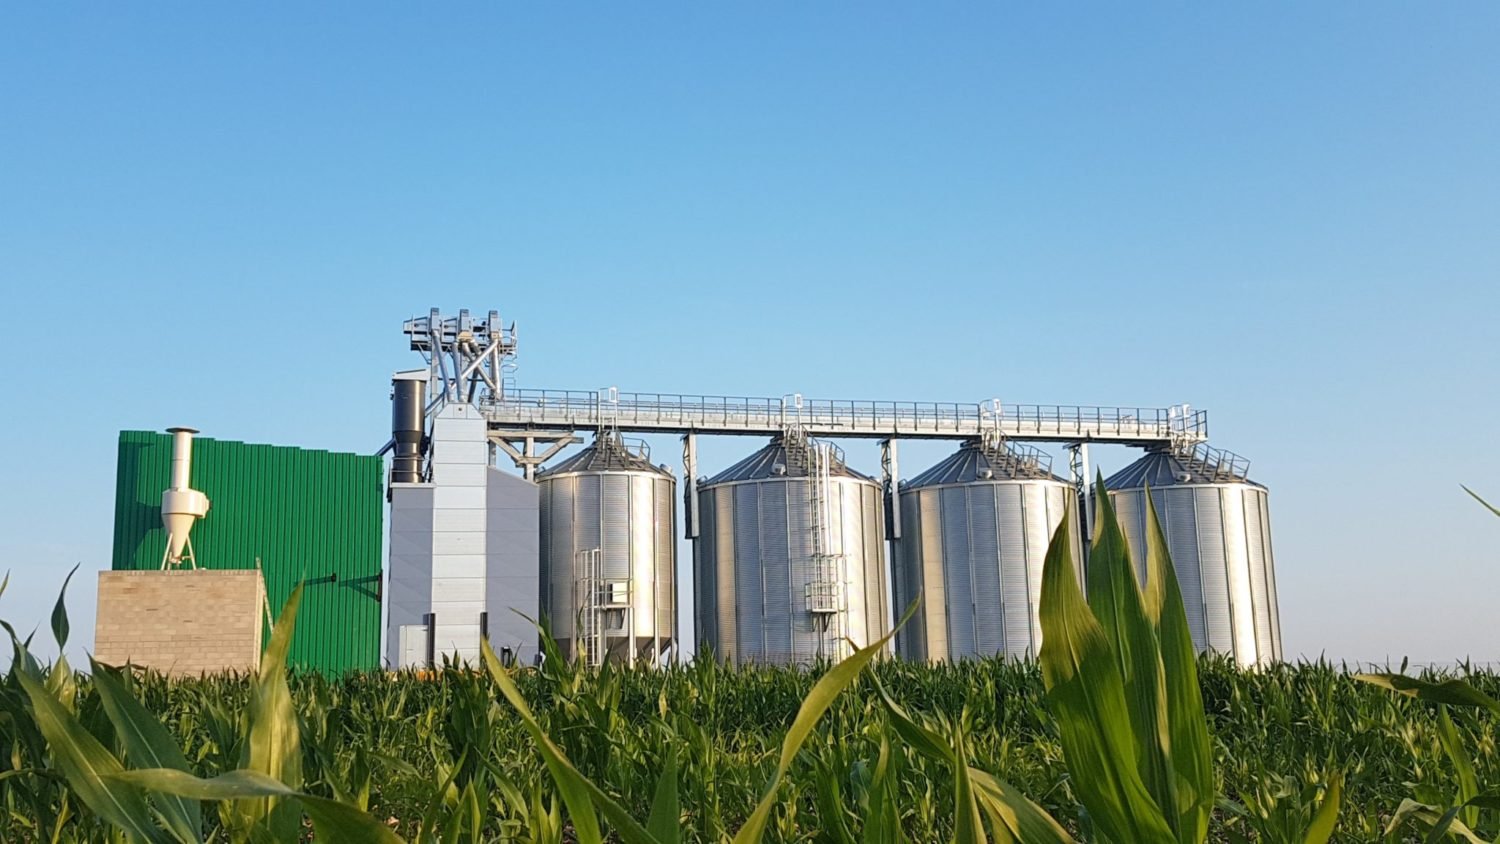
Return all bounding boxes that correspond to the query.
[2,4,1497,667]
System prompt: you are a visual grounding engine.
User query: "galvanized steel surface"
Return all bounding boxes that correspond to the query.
[1106,451,1282,666]
[536,440,676,660]
[112,431,385,673]
[892,443,1080,662]
[695,440,889,666]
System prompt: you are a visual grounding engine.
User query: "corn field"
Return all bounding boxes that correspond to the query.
[2,483,1497,842]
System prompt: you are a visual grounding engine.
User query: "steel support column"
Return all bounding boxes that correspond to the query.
[491,433,581,480]
[1067,442,1093,563]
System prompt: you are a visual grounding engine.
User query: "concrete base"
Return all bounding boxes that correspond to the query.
[94,570,266,677]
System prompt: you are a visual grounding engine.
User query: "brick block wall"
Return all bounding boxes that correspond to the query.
[94,570,265,677]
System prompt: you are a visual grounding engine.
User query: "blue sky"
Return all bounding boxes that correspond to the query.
[2,4,1497,666]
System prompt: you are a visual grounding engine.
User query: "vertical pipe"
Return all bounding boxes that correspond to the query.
[391,376,426,484]
[683,434,699,538]
[168,428,195,490]
[425,612,436,669]
[1079,443,1093,564]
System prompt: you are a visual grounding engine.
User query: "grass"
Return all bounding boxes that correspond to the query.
[0,480,1495,841]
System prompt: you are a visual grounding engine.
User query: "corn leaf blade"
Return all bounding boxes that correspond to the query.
[1301,771,1342,844]
[1038,512,1175,844]
[1086,478,1177,840]
[951,736,985,844]
[645,744,680,844]
[969,769,1077,844]
[480,638,653,844]
[1462,485,1500,518]
[731,607,910,844]
[90,662,201,843]
[50,564,78,650]
[1142,488,1215,842]
[110,769,405,843]
[16,667,167,843]
[1436,708,1480,830]
[1354,674,1500,717]
[240,584,304,840]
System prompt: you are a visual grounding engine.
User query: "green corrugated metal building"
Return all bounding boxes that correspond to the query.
[111,431,384,673]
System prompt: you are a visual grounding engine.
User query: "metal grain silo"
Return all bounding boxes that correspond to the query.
[695,435,889,666]
[891,440,1082,663]
[537,434,676,665]
[1104,446,1281,667]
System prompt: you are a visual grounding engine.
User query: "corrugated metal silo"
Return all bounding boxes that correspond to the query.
[695,435,889,665]
[1104,446,1281,667]
[537,434,676,664]
[891,440,1081,662]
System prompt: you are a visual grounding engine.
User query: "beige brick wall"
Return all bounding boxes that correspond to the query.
[94,570,265,677]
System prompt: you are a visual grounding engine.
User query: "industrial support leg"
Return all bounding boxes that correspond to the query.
[880,438,900,632]
[492,433,581,480]
[880,438,901,540]
[682,433,698,665]
[1068,443,1093,564]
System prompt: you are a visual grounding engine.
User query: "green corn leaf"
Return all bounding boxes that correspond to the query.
[297,795,409,844]
[1462,485,1500,518]
[90,662,201,843]
[861,735,905,844]
[1038,511,1176,844]
[240,583,304,840]
[969,769,1077,844]
[1087,478,1177,840]
[417,752,466,840]
[1142,488,1215,842]
[646,743,680,844]
[51,564,78,650]
[1425,806,1466,844]
[1384,798,1487,844]
[1301,771,1342,844]
[45,652,77,714]
[731,603,913,844]
[465,780,484,844]
[1436,708,1480,830]
[109,768,405,843]
[481,637,650,844]
[876,673,1059,843]
[441,781,474,844]
[871,674,954,765]
[810,751,856,844]
[951,730,985,844]
[3,617,44,680]
[1460,791,1500,811]
[15,667,167,843]
[1354,674,1500,717]
[109,768,299,800]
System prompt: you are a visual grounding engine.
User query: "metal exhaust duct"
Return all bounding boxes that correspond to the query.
[390,370,428,484]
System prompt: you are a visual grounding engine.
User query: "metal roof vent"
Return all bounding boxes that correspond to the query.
[771,463,787,476]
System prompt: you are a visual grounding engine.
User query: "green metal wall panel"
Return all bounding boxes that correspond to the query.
[112,431,384,674]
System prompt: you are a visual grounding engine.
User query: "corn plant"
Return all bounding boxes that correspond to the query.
[7,478,1500,840]
[1350,484,1500,842]
[6,577,403,842]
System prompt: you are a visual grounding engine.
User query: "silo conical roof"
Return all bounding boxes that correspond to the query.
[1104,448,1264,490]
[703,437,876,484]
[906,440,1066,487]
[537,434,673,478]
